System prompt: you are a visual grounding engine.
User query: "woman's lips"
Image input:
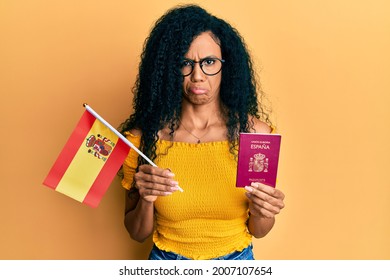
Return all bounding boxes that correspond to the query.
[189,87,208,95]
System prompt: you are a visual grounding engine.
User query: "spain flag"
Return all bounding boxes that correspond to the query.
[43,105,131,208]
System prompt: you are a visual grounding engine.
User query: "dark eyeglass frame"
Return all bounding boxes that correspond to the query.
[181,57,225,77]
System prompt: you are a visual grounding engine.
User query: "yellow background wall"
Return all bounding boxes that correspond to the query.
[1,0,389,259]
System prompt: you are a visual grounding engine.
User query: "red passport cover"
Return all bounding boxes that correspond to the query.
[236,133,281,188]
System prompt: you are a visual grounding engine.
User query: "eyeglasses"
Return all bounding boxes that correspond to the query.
[180,57,225,77]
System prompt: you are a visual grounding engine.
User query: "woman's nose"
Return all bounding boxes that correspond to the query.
[190,63,206,82]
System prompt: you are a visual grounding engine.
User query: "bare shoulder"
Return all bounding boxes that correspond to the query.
[129,128,142,137]
[158,126,174,141]
[249,116,272,133]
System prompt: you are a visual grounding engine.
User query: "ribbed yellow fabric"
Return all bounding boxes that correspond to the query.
[121,132,252,259]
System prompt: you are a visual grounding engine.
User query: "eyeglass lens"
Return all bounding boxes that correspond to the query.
[181,58,224,76]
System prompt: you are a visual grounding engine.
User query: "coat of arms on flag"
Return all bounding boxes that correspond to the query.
[43,104,131,208]
[86,134,115,161]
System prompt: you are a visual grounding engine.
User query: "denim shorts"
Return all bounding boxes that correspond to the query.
[148,243,254,260]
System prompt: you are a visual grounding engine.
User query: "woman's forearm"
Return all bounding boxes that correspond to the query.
[247,214,275,239]
[124,199,155,242]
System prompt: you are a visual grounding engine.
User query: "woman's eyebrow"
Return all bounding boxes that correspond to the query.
[183,55,219,61]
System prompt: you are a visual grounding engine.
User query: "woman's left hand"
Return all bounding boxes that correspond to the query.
[245,182,285,218]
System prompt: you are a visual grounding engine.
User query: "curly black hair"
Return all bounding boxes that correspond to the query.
[119,4,271,163]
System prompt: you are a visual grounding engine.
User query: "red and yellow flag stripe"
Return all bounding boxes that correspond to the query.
[43,110,130,207]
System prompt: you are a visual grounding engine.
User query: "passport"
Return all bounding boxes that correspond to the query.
[236,133,281,188]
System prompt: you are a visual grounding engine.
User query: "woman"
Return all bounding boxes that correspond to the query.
[120,4,285,260]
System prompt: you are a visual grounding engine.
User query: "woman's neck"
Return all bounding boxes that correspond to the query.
[158,100,228,143]
[176,102,227,143]
[180,100,224,128]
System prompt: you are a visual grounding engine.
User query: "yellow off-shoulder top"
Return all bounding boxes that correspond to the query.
[121,132,252,260]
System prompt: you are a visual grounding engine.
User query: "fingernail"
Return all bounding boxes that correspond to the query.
[170,186,179,191]
[170,180,179,186]
[165,168,175,177]
[164,192,173,196]
[245,186,254,192]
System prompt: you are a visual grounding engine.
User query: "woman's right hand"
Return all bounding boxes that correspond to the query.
[134,164,180,202]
